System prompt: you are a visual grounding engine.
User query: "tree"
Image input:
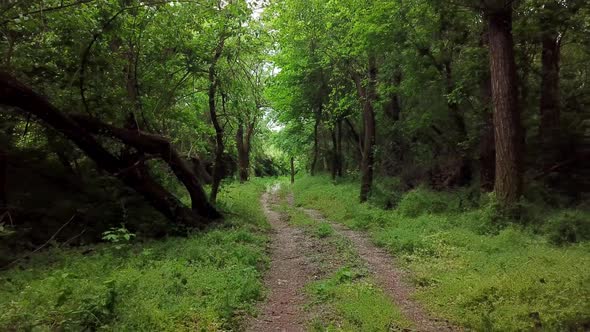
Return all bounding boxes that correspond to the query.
[484,0,523,205]
[0,72,221,225]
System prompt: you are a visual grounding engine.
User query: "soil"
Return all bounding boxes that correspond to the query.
[245,185,316,332]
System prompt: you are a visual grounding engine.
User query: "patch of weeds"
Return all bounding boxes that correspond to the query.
[315,222,334,238]
[307,267,410,331]
[0,180,270,331]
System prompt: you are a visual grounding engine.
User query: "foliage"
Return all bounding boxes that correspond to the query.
[102,225,136,243]
[543,210,590,245]
[293,175,590,331]
[0,180,270,331]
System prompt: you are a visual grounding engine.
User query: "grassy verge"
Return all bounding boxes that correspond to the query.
[291,175,590,331]
[276,192,410,331]
[0,180,271,331]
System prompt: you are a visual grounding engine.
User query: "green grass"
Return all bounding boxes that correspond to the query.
[0,180,271,331]
[308,267,409,332]
[292,175,590,331]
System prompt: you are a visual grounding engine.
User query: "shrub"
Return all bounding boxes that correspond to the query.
[315,222,334,238]
[397,186,454,217]
[544,210,590,245]
[370,177,404,209]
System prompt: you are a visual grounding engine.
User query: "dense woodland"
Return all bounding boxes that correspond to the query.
[0,0,589,331]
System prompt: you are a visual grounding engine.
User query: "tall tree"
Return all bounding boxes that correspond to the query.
[484,0,523,205]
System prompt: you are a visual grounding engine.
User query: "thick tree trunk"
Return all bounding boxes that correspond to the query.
[354,56,378,202]
[290,157,295,184]
[0,72,220,225]
[539,31,561,155]
[487,6,524,205]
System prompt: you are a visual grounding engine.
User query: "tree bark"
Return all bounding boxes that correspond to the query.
[486,5,524,205]
[354,56,378,202]
[0,72,220,225]
[208,37,226,204]
[236,123,247,183]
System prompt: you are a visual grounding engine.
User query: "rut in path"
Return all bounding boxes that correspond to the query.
[302,207,460,332]
[245,186,316,332]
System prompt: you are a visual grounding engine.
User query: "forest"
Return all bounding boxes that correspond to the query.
[0,0,589,331]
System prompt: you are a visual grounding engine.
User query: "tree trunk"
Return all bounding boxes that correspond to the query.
[236,120,254,183]
[539,30,561,158]
[486,5,524,205]
[208,37,226,204]
[290,157,295,184]
[354,56,378,203]
[236,123,246,183]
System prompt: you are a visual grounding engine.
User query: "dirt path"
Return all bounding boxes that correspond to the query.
[302,208,459,332]
[245,186,316,332]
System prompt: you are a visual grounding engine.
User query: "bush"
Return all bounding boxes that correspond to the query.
[544,210,590,245]
[315,222,334,238]
[370,177,404,209]
[397,187,455,217]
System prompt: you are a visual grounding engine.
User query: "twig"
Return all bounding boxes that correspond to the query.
[61,229,87,247]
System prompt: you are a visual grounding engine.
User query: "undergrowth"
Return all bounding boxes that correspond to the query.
[0,180,271,331]
[292,175,590,331]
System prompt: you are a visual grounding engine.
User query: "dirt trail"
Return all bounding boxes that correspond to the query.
[245,185,316,332]
[302,208,459,332]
